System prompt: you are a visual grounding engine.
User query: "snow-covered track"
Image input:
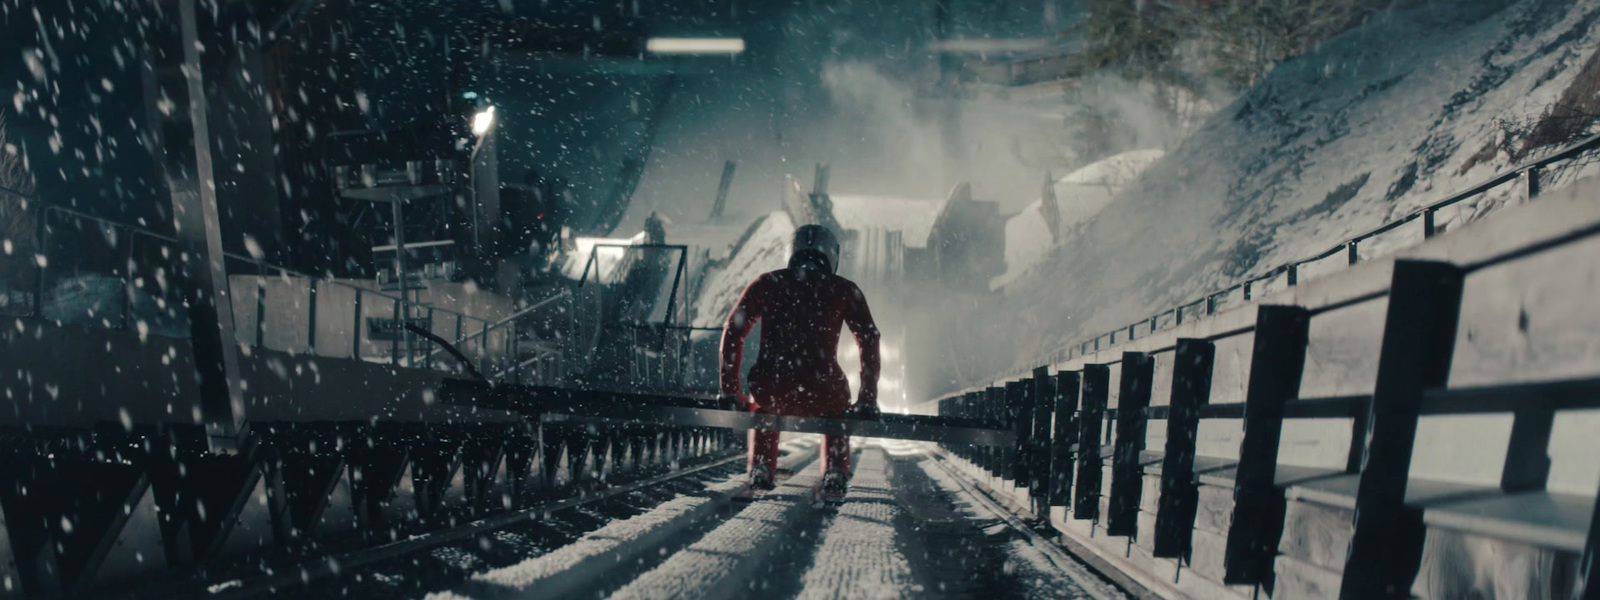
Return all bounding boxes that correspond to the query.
[431,438,821,600]
[182,451,759,600]
[793,447,915,600]
[605,460,825,600]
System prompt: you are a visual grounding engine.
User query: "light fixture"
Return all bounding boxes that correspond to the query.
[645,37,745,54]
[471,106,495,135]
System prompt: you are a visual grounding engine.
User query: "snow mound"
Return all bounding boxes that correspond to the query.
[690,211,795,328]
[992,149,1166,291]
[939,0,1600,387]
[795,448,915,600]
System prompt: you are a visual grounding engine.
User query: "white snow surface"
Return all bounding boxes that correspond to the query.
[689,211,796,328]
[955,0,1600,382]
[992,149,1166,291]
[912,452,1117,600]
[559,233,648,281]
[606,463,824,600]
[795,447,916,600]
[429,439,822,600]
[448,494,723,596]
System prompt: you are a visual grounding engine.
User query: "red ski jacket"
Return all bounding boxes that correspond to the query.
[719,267,880,413]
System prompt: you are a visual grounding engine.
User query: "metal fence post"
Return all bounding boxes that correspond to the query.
[1154,339,1216,558]
[1224,305,1311,585]
[390,298,400,365]
[1107,352,1154,537]
[306,279,318,354]
[1339,260,1465,600]
[252,281,266,348]
[123,229,137,329]
[33,209,48,318]
[352,289,363,359]
[423,307,434,370]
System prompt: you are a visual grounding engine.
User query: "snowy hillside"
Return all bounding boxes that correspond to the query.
[934,0,1600,391]
[690,212,796,329]
[991,149,1165,291]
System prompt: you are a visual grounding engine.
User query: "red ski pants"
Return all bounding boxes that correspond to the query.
[747,403,850,477]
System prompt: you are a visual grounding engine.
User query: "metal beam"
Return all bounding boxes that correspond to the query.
[443,382,1015,447]
[172,0,246,443]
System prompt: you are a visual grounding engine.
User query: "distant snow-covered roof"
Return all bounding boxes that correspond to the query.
[991,149,1167,291]
[560,233,647,281]
[691,211,796,328]
[826,194,945,248]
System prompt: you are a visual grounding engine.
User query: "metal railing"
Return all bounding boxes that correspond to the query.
[966,130,1600,391]
[0,190,514,373]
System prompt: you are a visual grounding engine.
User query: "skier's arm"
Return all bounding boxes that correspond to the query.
[844,283,881,409]
[719,277,766,404]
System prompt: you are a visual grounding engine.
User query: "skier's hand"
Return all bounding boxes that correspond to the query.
[847,402,881,420]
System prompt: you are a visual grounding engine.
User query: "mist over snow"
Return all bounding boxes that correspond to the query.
[914,0,1600,397]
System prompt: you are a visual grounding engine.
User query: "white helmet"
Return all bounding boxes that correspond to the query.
[790,224,840,273]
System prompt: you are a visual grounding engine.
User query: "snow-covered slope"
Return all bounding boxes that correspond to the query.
[690,212,796,328]
[936,0,1600,391]
[991,149,1165,291]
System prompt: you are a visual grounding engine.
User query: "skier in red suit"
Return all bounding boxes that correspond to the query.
[720,224,880,495]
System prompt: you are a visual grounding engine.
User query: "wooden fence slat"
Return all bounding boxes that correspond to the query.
[1051,371,1082,508]
[1030,367,1055,501]
[1154,339,1216,558]
[1108,352,1154,536]
[1074,365,1110,520]
[1007,379,1032,486]
[1500,405,1556,492]
[986,387,1005,477]
[1339,260,1465,600]
[1224,305,1311,585]
[1577,479,1599,600]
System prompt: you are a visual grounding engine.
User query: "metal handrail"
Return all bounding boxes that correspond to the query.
[18,200,495,327]
[428,289,572,358]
